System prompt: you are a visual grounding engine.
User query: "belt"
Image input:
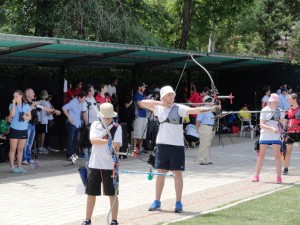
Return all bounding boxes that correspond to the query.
[203,124,214,127]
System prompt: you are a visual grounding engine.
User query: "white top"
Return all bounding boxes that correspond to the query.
[83,96,99,123]
[107,85,116,97]
[37,100,51,124]
[88,122,122,170]
[185,124,199,138]
[259,106,284,141]
[261,95,270,107]
[153,104,189,146]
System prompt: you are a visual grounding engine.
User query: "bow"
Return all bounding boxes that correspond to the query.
[97,114,119,225]
[190,54,234,104]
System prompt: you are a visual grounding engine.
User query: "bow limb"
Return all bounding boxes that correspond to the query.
[190,54,218,95]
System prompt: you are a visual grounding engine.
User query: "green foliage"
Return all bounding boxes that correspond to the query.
[0,0,299,61]
[219,0,300,59]
[286,21,300,64]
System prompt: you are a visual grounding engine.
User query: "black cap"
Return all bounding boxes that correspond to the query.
[203,87,211,93]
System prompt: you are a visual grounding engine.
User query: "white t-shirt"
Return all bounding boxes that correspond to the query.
[83,96,99,123]
[185,124,199,138]
[107,85,116,97]
[37,100,51,124]
[88,122,122,170]
[259,106,284,141]
[153,104,189,146]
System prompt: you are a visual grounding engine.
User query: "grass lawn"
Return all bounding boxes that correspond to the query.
[170,186,300,225]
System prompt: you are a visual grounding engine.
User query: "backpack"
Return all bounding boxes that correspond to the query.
[231,125,240,134]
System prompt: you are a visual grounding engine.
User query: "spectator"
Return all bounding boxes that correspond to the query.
[186,83,203,124]
[279,88,289,111]
[108,77,119,112]
[261,86,271,108]
[22,88,60,164]
[0,111,12,162]
[132,81,148,153]
[95,84,111,108]
[118,86,134,145]
[184,123,199,148]
[62,91,87,161]
[8,90,31,173]
[64,80,83,104]
[36,90,52,154]
[44,93,61,152]
[238,104,251,120]
[83,84,98,125]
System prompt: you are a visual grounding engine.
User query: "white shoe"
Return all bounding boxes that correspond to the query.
[22,160,29,165]
[29,159,35,163]
[39,148,49,154]
[48,148,60,152]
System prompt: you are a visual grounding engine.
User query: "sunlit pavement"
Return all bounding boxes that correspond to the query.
[1,135,300,225]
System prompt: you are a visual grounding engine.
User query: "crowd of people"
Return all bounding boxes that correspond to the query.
[1,79,300,225]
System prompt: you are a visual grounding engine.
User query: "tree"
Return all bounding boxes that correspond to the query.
[181,0,192,49]
[195,0,254,52]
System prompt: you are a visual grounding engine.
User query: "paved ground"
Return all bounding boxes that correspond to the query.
[1,134,300,225]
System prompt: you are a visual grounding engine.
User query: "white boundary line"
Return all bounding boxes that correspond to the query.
[161,181,300,225]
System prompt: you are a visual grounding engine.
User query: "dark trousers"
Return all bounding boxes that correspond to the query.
[66,122,79,158]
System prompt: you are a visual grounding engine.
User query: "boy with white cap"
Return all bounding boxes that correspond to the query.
[141,85,220,213]
[81,103,122,225]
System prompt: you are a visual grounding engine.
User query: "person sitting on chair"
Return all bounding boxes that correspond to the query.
[239,104,251,121]
[184,124,199,148]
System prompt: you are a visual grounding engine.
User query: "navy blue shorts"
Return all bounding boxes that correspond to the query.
[155,144,185,171]
[259,140,281,145]
[86,168,118,196]
[9,128,27,139]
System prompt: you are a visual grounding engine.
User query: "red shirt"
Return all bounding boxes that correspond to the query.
[64,88,81,103]
[95,94,111,104]
[188,92,203,118]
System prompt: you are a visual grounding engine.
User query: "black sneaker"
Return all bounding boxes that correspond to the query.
[282,168,288,175]
[81,219,91,225]
[110,220,119,225]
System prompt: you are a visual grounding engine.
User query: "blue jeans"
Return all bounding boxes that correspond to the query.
[23,123,35,162]
[66,122,79,158]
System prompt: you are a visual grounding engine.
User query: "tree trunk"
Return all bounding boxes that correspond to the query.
[181,0,192,50]
[208,19,216,53]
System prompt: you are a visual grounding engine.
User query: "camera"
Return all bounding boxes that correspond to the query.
[18,112,25,122]
[85,100,92,109]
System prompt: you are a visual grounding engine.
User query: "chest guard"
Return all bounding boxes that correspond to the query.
[270,107,281,121]
[287,107,300,132]
[161,105,182,124]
